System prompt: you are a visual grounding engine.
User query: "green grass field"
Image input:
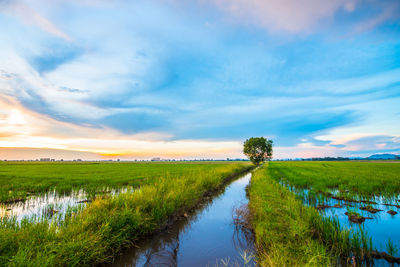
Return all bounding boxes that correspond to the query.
[2,160,398,266]
[248,161,400,266]
[248,165,366,267]
[0,161,252,266]
[0,161,248,202]
[268,161,400,197]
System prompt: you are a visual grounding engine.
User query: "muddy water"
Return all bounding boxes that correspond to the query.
[111,172,255,267]
[290,186,400,259]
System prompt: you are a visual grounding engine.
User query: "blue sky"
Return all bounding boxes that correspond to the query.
[0,0,399,159]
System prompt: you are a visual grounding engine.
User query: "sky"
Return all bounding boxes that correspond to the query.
[0,0,399,160]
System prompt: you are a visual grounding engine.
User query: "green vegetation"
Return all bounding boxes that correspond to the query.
[268,161,400,197]
[0,162,252,266]
[248,165,372,266]
[386,239,398,257]
[243,137,273,165]
[0,161,246,202]
[346,209,361,218]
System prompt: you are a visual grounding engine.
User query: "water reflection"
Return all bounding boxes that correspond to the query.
[110,173,256,267]
[281,182,400,259]
[0,186,136,222]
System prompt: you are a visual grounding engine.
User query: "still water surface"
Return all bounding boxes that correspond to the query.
[289,185,400,261]
[0,187,135,222]
[111,172,255,267]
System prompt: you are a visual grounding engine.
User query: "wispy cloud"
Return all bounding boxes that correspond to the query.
[0,0,399,159]
[353,1,400,34]
[276,134,400,159]
[202,0,358,33]
[0,1,71,41]
[0,96,244,159]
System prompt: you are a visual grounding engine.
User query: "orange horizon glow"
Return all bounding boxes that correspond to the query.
[0,78,398,160]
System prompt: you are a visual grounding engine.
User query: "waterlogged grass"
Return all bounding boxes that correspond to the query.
[0,162,252,266]
[269,161,400,197]
[248,166,371,266]
[267,161,400,262]
[0,161,246,202]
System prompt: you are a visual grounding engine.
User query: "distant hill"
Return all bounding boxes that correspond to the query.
[367,154,399,160]
[349,156,364,160]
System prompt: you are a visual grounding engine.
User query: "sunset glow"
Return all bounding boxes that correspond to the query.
[0,0,399,160]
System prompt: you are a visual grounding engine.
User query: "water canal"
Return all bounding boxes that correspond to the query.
[110,172,256,267]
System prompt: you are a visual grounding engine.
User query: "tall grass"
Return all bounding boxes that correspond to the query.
[248,165,373,267]
[0,162,252,266]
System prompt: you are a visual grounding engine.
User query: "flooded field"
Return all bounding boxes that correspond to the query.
[0,162,253,266]
[269,161,400,265]
[2,161,399,266]
[111,172,255,267]
[289,185,400,259]
[0,187,135,222]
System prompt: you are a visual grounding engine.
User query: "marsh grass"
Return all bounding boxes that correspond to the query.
[248,166,375,267]
[0,162,252,266]
[211,250,256,267]
[268,161,400,260]
[386,239,399,257]
[249,166,333,266]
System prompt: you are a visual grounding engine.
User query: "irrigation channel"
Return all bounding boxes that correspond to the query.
[0,172,256,266]
[2,169,400,266]
[110,172,256,267]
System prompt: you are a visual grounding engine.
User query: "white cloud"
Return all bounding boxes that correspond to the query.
[203,0,358,33]
[0,1,71,41]
[0,0,398,160]
[0,95,244,159]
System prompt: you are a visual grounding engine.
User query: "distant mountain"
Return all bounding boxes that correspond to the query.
[349,156,364,160]
[367,154,399,160]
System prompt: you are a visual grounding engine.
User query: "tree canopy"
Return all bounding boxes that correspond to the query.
[243,137,273,165]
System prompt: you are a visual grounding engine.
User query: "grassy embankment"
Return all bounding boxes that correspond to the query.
[0,161,252,266]
[249,165,374,266]
[263,161,400,264]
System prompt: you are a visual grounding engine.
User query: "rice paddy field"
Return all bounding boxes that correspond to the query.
[0,161,252,266]
[0,161,251,203]
[2,160,399,266]
[269,161,400,198]
[249,161,400,266]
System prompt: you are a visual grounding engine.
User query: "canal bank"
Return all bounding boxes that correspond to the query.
[111,172,256,266]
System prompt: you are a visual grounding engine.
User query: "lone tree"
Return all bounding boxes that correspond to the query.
[243,137,273,165]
